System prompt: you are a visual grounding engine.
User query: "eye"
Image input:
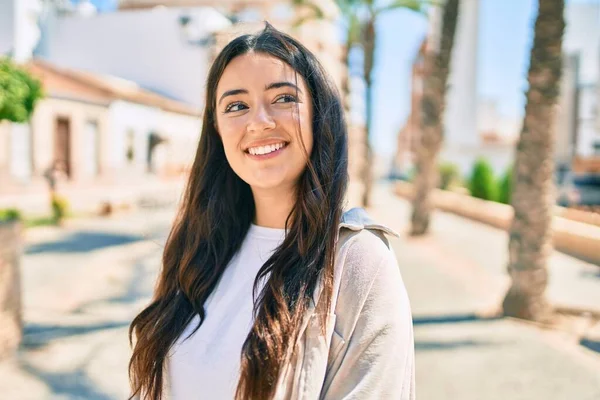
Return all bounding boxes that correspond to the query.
[224,102,248,113]
[274,94,298,104]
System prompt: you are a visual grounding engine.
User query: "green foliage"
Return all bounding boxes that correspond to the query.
[376,0,431,15]
[51,194,69,222]
[292,0,428,43]
[498,165,514,205]
[24,216,58,228]
[469,158,498,201]
[437,162,461,190]
[0,58,44,123]
[0,208,22,223]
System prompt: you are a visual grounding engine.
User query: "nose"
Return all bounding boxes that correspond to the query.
[246,104,276,133]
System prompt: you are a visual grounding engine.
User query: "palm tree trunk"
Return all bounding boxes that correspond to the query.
[342,36,352,116]
[361,18,375,208]
[410,0,459,235]
[502,0,565,322]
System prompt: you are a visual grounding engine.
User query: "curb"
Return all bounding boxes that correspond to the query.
[395,181,600,266]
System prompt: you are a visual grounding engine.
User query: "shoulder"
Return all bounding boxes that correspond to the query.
[336,207,401,298]
[333,227,408,339]
[338,228,396,289]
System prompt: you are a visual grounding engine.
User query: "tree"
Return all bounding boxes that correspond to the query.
[0,58,43,123]
[360,0,428,207]
[502,0,565,322]
[293,0,361,116]
[293,0,428,207]
[410,0,459,235]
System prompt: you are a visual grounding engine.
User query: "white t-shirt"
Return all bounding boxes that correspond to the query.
[167,224,286,400]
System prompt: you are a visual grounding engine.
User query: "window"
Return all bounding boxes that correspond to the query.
[126,129,135,163]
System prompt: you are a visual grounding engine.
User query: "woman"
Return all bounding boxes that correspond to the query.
[128,24,415,400]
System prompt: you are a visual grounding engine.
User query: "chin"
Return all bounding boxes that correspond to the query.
[250,181,286,191]
[247,176,291,192]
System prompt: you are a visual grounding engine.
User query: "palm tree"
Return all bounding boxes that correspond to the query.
[502,0,565,322]
[410,0,459,235]
[293,0,428,207]
[360,0,428,207]
[293,0,362,116]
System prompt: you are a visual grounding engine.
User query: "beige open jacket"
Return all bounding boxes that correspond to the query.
[273,207,416,399]
[159,208,415,399]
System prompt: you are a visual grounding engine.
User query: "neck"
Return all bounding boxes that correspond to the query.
[251,184,296,229]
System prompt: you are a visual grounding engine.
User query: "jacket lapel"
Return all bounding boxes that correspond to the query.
[273,208,398,399]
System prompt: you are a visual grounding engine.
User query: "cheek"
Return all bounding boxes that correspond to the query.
[217,120,244,153]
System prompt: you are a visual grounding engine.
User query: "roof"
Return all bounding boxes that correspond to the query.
[26,59,200,116]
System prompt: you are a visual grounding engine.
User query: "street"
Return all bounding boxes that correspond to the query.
[0,184,599,399]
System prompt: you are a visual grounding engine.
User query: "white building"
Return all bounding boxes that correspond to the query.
[0,60,200,189]
[410,0,600,177]
[0,0,345,213]
[36,5,216,107]
[559,3,600,165]
[0,0,203,214]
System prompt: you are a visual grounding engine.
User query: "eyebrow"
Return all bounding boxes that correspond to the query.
[217,81,302,105]
[218,89,248,105]
[265,81,302,93]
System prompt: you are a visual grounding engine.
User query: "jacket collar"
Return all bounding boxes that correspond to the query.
[290,207,399,349]
[339,207,400,238]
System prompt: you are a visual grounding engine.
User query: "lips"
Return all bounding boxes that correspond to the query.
[245,142,289,160]
[243,140,290,154]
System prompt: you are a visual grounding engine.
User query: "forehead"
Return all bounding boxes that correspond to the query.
[217,52,307,93]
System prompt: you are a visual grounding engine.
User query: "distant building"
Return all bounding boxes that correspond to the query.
[0,0,346,212]
[556,2,600,175]
[396,0,600,179]
[0,60,200,195]
[395,0,515,177]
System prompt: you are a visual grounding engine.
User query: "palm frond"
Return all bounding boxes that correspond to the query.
[291,0,326,27]
[376,0,436,16]
[347,14,362,45]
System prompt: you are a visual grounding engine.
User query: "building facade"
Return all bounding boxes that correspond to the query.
[0,0,346,213]
[0,60,200,214]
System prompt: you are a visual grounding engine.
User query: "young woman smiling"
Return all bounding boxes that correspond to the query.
[128,24,415,400]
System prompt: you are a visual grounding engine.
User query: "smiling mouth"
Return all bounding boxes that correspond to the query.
[245,142,289,156]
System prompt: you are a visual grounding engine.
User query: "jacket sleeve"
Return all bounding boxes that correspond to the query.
[320,242,415,400]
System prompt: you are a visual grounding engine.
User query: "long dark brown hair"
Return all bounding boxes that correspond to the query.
[128,24,348,400]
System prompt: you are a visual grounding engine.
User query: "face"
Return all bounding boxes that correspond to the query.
[215,52,313,194]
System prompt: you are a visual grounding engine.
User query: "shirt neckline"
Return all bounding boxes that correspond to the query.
[248,223,287,241]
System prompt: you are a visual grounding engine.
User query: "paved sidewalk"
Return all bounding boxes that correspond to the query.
[367,183,600,399]
[0,183,598,399]
[0,208,177,399]
[367,183,600,315]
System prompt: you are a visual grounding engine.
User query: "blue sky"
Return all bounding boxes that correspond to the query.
[83,0,597,155]
[371,0,538,155]
[84,0,118,12]
[372,0,599,155]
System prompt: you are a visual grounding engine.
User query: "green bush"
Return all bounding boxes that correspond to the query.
[469,158,498,201]
[0,58,44,123]
[51,194,69,222]
[498,166,514,205]
[438,162,461,190]
[0,208,22,223]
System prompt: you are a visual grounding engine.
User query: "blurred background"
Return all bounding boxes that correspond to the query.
[0,0,599,399]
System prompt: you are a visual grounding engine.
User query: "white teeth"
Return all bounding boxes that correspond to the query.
[248,142,285,156]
